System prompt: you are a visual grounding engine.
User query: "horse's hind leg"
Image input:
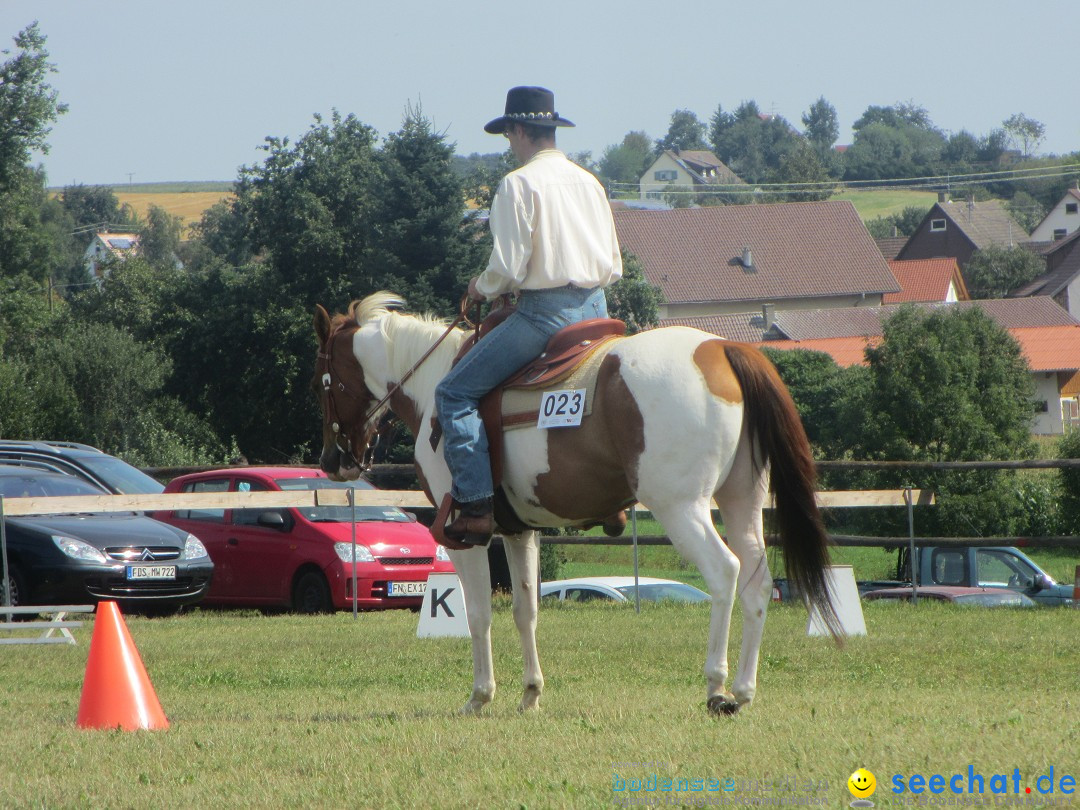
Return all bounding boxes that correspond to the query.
[650,498,741,715]
[714,450,772,710]
[448,546,496,715]
[502,530,545,712]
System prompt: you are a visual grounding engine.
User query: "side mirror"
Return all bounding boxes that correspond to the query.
[1031,573,1052,592]
[257,511,289,531]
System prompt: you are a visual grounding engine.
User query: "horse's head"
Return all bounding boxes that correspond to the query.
[312,303,380,481]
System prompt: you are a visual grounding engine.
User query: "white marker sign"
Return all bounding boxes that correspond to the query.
[537,389,586,429]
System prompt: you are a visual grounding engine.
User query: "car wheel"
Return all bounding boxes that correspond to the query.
[2,564,26,608]
[292,571,332,614]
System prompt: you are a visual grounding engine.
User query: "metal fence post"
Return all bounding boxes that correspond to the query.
[631,505,640,615]
[349,486,358,620]
[1,495,10,621]
[905,487,917,605]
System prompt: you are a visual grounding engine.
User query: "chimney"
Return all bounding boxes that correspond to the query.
[762,303,775,329]
[938,191,949,204]
[742,246,753,269]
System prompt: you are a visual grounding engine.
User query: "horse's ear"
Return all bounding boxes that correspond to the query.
[313,304,332,345]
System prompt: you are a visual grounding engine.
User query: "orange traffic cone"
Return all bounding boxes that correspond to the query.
[76,601,169,731]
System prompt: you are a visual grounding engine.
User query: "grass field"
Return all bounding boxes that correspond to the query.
[1,599,1076,809]
[831,188,937,221]
[96,181,935,232]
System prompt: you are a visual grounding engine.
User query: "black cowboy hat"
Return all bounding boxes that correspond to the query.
[484,86,575,134]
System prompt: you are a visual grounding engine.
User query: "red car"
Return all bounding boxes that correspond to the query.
[153,467,453,612]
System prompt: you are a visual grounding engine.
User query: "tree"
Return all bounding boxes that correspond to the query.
[801,96,839,152]
[1002,113,1045,158]
[769,140,833,202]
[711,101,802,185]
[0,23,67,191]
[859,306,1035,462]
[59,185,134,231]
[655,109,708,154]
[962,245,1045,299]
[604,250,662,334]
[597,131,653,188]
[138,205,185,269]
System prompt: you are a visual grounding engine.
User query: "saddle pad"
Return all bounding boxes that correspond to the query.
[500,337,622,431]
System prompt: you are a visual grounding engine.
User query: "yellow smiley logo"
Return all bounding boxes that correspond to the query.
[848,768,877,798]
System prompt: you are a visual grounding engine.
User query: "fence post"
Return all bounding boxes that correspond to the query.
[1074,565,1079,609]
[631,505,640,615]
[1,494,10,621]
[349,487,358,620]
[905,487,917,605]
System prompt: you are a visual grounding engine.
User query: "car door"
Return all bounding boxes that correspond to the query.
[171,477,234,598]
[225,477,296,604]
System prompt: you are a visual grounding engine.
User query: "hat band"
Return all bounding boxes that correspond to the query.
[506,111,557,121]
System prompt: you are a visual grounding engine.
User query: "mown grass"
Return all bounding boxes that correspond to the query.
[1,600,1077,809]
[832,188,937,221]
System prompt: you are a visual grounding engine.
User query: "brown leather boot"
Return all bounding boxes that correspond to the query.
[603,510,628,537]
[445,497,494,546]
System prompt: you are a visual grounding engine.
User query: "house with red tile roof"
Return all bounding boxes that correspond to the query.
[667,296,1080,434]
[613,200,900,320]
[638,149,744,200]
[663,297,1080,433]
[1029,186,1080,242]
[897,196,1028,268]
[1011,228,1080,319]
[884,258,969,303]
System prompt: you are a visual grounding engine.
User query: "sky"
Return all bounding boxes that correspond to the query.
[4,0,1079,187]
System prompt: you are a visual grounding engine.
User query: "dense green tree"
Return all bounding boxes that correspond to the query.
[59,185,133,230]
[370,104,487,316]
[768,140,833,201]
[858,306,1035,462]
[801,96,839,152]
[597,131,653,188]
[711,101,803,185]
[138,204,185,269]
[1005,190,1047,235]
[0,23,67,191]
[604,250,662,334]
[761,347,869,458]
[962,245,1045,299]
[655,109,708,154]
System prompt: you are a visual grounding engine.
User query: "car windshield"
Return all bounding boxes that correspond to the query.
[76,455,165,494]
[277,478,411,523]
[0,473,104,499]
[614,582,709,603]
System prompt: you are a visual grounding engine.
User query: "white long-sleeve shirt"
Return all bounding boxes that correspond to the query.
[475,149,623,299]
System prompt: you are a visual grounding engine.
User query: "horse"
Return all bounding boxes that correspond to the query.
[312,291,841,716]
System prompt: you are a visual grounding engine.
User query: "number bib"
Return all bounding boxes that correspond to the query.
[537,389,586,429]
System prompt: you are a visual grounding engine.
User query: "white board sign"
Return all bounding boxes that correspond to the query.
[537,389,586,429]
[416,573,470,638]
[807,565,867,637]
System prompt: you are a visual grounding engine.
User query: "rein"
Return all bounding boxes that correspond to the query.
[320,294,480,470]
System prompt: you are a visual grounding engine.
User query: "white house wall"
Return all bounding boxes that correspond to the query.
[1031,193,1080,241]
[639,153,690,199]
[1032,373,1065,434]
[661,293,885,320]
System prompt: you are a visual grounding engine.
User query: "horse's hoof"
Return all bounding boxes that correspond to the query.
[459,701,486,716]
[707,695,741,716]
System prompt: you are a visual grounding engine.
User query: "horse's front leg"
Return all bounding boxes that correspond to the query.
[502,531,544,712]
[448,545,495,714]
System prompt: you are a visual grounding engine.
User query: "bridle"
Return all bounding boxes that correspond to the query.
[317,295,480,473]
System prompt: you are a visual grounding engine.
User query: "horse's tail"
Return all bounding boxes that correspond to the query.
[723,343,843,641]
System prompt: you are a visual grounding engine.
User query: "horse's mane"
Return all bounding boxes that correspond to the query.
[344,291,468,408]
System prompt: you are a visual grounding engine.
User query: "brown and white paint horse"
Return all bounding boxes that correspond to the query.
[313,291,840,716]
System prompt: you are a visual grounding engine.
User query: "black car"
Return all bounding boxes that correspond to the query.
[0,440,165,494]
[0,468,213,615]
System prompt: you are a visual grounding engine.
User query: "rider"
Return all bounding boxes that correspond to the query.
[434,86,623,546]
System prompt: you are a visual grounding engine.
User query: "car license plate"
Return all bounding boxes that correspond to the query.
[126,565,177,580]
[388,581,426,597]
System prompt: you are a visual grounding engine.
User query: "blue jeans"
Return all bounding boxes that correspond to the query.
[434,285,609,503]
